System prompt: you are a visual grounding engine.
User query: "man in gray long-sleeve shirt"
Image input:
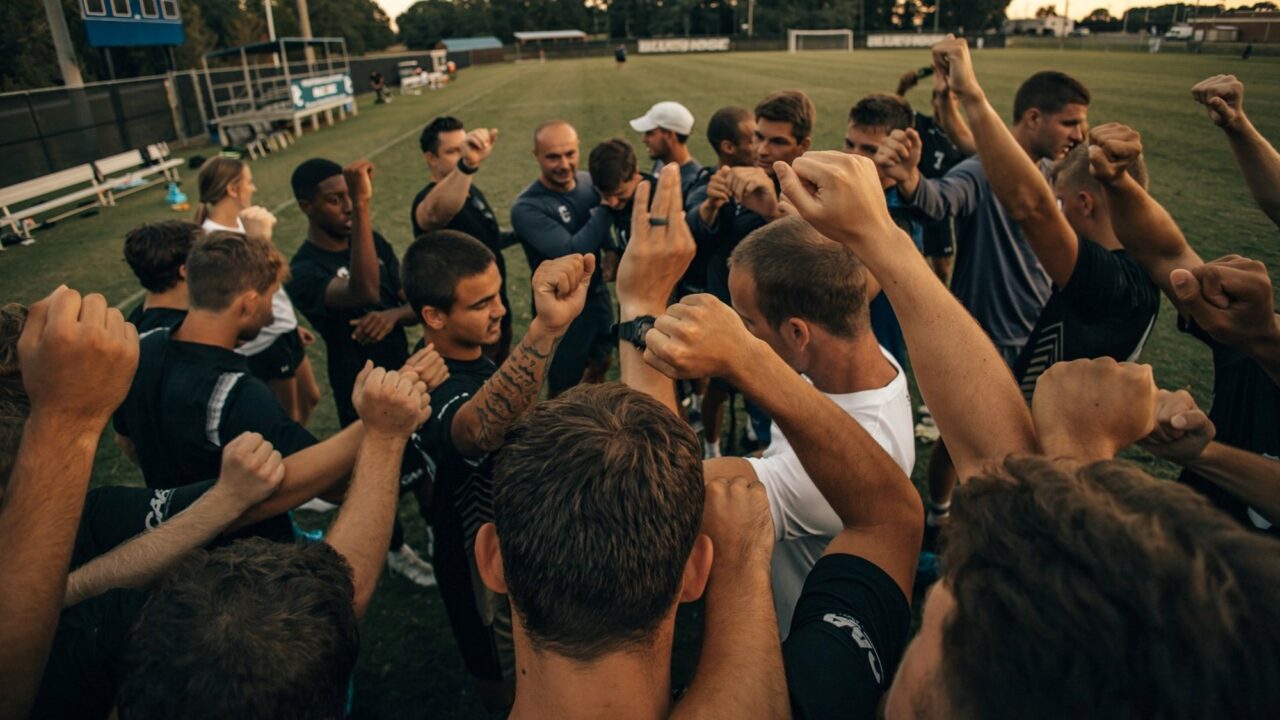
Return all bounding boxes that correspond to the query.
[511,120,616,396]
[878,70,1091,362]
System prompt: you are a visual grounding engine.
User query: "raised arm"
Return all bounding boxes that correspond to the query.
[1090,124,1205,308]
[0,288,138,720]
[777,152,1038,477]
[511,197,615,258]
[322,161,382,309]
[1168,254,1280,385]
[645,295,922,598]
[325,364,433,620]
[1192,75,1280,229]
[877,130,981,224]
[414,129,498,233]
[931,71,977,156]
[63,432,284,607]
[934,36,1078,287]
[451,253,595,456]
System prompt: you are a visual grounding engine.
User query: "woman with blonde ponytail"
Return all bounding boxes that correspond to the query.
[194,157,321,424]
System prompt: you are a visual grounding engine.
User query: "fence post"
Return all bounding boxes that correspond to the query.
[109,83,131,149]
[26,93,56,175]
[164,73,185,140]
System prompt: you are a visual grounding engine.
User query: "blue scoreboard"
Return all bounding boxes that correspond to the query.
[80,0,185,48]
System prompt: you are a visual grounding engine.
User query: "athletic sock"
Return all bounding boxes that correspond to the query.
[925,499,952,527]
[703,439,722,459]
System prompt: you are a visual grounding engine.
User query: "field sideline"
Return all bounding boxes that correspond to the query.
[3,48,1278,717]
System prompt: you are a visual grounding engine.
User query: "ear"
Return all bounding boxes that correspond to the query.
[475,522,508,594]
[234,290,259,321]
[799,136,812,152]
[718,139,735,157]
[1077,190,1096,217]
[297,198,313,216]
[678,533,714,603]
[1024,108,1042,129]
[783,317,811,354]
[422,305,447,331]
[177,264,187,281]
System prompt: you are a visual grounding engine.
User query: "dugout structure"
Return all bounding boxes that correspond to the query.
[202,37,357,147]
[788,29,854,52]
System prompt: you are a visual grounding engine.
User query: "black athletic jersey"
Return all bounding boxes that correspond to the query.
[679,169,715,295]
[126,304,188,335]
[687,177,774,304]
[1178,316,1280,535]
[915,112,967,180]
[34,589,147,720]
[783,554,912,720]
[112,328,318,489]
[287,232,410,427]
[1011,239,1160,401]
[410,181,507,281]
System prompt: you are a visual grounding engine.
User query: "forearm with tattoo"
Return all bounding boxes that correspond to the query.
[454,321,562,456]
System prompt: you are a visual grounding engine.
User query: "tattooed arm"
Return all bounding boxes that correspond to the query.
[449,254,596,457]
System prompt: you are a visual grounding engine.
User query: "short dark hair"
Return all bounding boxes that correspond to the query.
[589,139,638,193]
[849,93,914,132]
[185,231,286,312]
[118,539,359,720]
[402,230,496,314]
[1013,71,1091,123]
[707,106,752,154]
[673,132,689,144]
[754,90,816,142]
[420,115,465,154]
[290,158,343,201]
[1051,141,1149,193]
[123,221,201,293]
[729,216,869,338]
[493,383,704,661]
[939,457,1280,719]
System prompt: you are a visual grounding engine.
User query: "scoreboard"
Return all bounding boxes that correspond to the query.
[80,0,185,48]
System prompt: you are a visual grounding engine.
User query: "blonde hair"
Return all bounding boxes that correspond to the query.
[194,157,247,225]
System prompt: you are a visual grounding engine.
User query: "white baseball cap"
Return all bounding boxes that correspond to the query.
[630,101,695,136]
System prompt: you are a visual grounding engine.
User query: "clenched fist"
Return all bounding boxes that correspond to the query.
[1031,358,1157,462]
[643,294,763,383]
[463,128,499,169]
[1138,389,1215,465]
[215,432,286,511]
[774,151,905,256]
[701,475,774,572]
[931,34,983,102]
[238,205,278,244]
[1087,123,1144,185]
[352,362,432,438]
[874,128,923,188]
[344,159,375,203]
[1191,74,1246,130]
[531,253,596,335]
[1170,254,1280,358]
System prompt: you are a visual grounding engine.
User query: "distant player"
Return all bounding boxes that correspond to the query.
[630,101,701,193]
[122,220,199,334]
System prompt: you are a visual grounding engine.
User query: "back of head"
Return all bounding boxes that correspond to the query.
[755,90,816,141]
[707,106,751,154]
[588,138,638,193]
[939,457,1280,720]
[290,158,343,202]
[195,157,245,223]
[1013,71,1091,124]
[402,230,495,315]
[730,216,870,338]
[118,538,358,720]
[1050,142,1149,195]
[123,221,201,293]
[849,93,914,132]
[420,115,465,154]
[185,231,285,312]
[493,383,704,661]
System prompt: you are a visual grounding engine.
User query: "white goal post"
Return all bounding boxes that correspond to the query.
[788,29,854,52]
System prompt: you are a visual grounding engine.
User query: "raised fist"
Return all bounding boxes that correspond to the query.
[1031,358,1157,461]
[238,205,278,244]
[1170,254,1279,357]
[463,128,499,168]
[343,159,375,203]
[701,474,774,572]
[400,343,450,391]
[1087,123,1144,185]
[216,432,286,510]
[18,286,138,430]
[728,167,779,219]
[352,362,432,438]
[774,151,902,255]
[931,35,982,101]
[531,253,596,335]
[874,128,923,187]
[1191,74,1245,130]
[643,294,760,382]
[704,166,733,211]
[1138,389,1215,464]
[617,164,695,314]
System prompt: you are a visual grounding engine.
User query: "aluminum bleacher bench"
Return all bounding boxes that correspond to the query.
[0,164,107,244]
[95,146,184,204]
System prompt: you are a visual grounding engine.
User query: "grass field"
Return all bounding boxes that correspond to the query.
[4,48,1279,717]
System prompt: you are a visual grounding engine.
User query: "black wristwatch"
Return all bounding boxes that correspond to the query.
[614,316,656,350]
[457,157,478,175]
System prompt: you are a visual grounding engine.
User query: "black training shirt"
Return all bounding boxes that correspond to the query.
[1011,239,1160,401]
[287,232,410,426]
[34,589,148,720]
[783,553,911,720]
[112,327,317,488]
[915,112,967,180]
[410,181,507,277]
[1178,316,1280,535]
[126,304,188,335]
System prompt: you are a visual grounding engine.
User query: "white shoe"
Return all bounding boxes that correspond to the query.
[298,498,338,512]
[387,543,437,588]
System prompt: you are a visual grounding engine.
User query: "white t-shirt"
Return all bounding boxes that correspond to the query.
[201,217,298,355]
[746,346,915,638]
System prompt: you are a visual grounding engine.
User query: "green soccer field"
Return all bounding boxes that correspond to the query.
[3,48,1278,717]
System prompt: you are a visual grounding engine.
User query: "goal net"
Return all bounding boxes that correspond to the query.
[788,29,854,52]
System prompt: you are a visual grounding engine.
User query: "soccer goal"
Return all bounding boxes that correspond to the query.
[788,29,854,53]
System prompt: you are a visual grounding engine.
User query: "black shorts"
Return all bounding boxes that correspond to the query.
[245,328,306,381]
[922,218,955,258]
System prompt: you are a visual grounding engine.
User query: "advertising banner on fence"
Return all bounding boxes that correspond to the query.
[867,33,949,48]
[638,37,731,54]
[290,74,354,111]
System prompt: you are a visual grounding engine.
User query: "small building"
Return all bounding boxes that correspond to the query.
[513,30,589,61]
[437,36,505,65]
[1003,16,1076,37]
[1190,11,1280,43]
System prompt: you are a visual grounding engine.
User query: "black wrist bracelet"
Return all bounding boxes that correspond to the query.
[457,157,478,175]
